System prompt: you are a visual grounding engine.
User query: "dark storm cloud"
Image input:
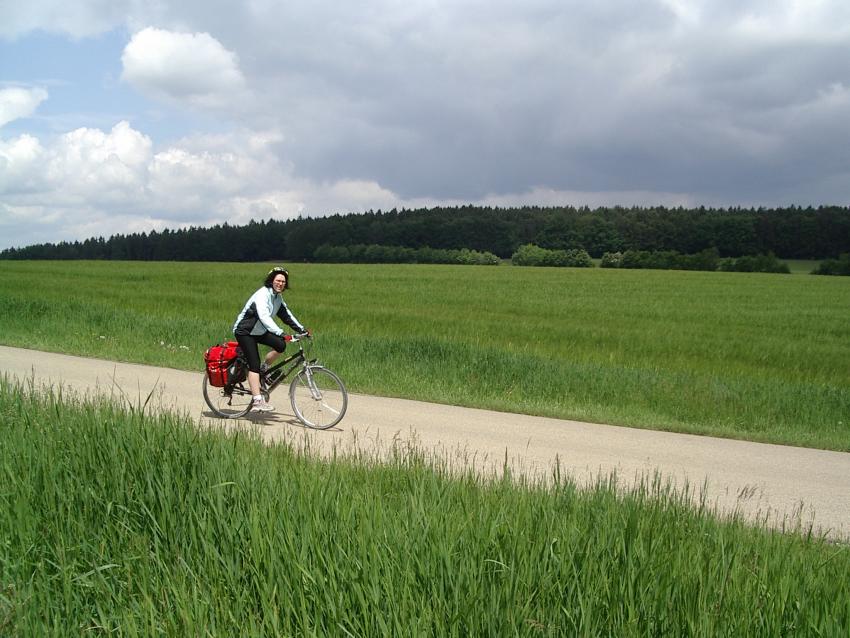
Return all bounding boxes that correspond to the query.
[196,0,848,205]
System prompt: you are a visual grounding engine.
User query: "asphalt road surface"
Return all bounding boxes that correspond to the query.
[2,344,848,540]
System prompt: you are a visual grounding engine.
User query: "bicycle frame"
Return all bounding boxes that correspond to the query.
[261,346,307,393]
[253,335,319,394]
[223,339,307,399]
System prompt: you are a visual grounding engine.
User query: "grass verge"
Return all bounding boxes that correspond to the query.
[1,379,848,635]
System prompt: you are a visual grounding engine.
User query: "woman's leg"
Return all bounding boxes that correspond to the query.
[257,333,288,368]
[239,333,287,405]
[247,371,261,397]
[235,334,263,397]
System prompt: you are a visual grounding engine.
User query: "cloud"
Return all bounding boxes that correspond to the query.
[1,116,698,251]
[0,134,46,195]
[0,119,414,249]
[3,0,850,251]
[199,0,849,204]
[0,1,128,39]
[121,27,248,110]
[0,87,49,128]
[45,121,152,206]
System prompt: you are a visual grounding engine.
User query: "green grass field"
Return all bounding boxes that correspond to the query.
[2,381,847,635]
[0,260,848,450]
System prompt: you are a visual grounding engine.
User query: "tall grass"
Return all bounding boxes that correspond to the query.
[0,260,848,449]
[1,379,847,636]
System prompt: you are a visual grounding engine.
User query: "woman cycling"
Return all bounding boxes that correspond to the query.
[233,266,309,412]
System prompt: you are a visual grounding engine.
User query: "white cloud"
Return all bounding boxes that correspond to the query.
[0,134,46,194]
[45,121,152,206]
[147,146,266,215]
[0,87,48,128]
[121,27,248,110]
[0,119,418,249]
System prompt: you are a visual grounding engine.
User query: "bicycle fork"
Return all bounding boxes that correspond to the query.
[303,365,323,401]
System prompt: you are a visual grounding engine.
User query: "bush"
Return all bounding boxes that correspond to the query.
[511,243,550,266]
[608,248,776,273]
[511,244,593,267]
[677,248,720,271]
[717,253,790,274]
[812,253,850,276]
[600,252,624,268]
[560,248,594,267]
[620,250,682,270]
[456,248,502,265]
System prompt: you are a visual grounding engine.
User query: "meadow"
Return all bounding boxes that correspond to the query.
[2,380,848,635]
[0,260,848,450]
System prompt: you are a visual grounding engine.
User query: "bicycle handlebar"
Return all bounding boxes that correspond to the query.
[284,332,312,343]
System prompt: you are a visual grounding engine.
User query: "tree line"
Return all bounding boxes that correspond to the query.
[511,245,794,274]
[313,244,500,265]
[2,205,849,261]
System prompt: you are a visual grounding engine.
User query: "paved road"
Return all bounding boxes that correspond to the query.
[2,344,848,540]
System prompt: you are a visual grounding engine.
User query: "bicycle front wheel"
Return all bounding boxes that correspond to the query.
[202,376,255,419]
[289,365,348,429]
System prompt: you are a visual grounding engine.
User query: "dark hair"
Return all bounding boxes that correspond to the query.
[264,267,289,289]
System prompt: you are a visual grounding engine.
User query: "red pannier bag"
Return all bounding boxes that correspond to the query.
[204,341,241,387]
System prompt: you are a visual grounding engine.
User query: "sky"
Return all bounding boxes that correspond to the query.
[1,1,849,251]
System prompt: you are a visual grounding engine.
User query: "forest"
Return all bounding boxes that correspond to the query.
[2,205,848,261]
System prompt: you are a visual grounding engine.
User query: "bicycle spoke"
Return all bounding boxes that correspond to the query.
[202,377,253,418]
[289,365,348,429]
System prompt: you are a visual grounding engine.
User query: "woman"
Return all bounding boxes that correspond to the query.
[233,266,309,412]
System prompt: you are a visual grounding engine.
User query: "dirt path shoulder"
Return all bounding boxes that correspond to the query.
[2,345,848,540]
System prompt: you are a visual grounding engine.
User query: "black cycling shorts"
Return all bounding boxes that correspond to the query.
[235,332,287,373]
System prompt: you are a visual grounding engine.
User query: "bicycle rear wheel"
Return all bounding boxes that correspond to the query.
[289,365,348,429]
[202,376,255,418]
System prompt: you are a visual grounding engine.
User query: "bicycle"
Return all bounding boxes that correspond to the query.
[202,334,348,429]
